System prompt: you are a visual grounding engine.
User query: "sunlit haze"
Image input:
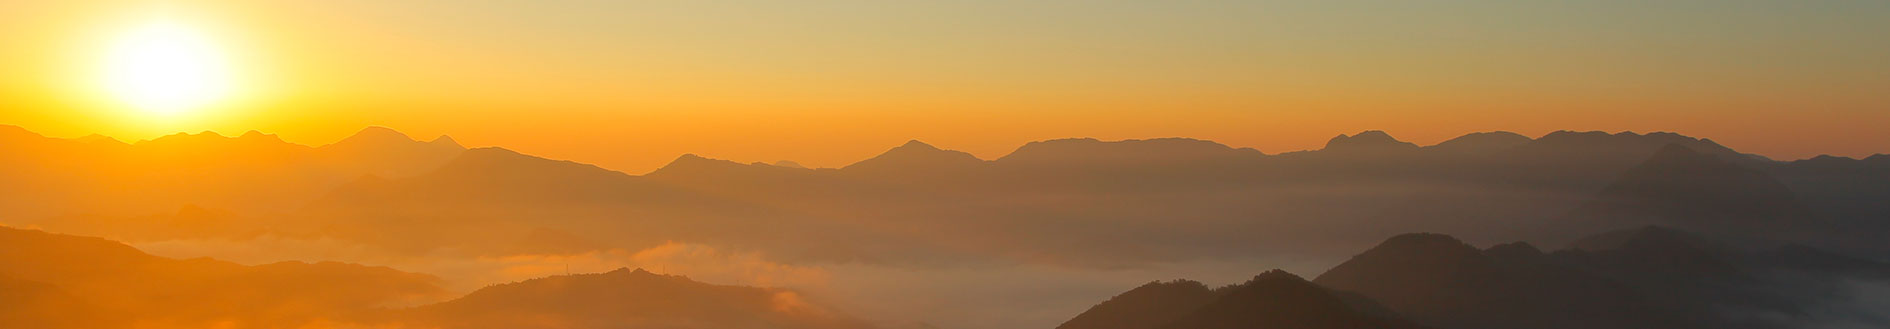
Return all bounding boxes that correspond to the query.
[99,18,232,115]
[2,2,1889,329]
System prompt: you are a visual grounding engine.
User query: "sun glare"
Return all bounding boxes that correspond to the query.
[100,20,232,116]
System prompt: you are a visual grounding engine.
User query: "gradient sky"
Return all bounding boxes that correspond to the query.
[3,0,1887,173]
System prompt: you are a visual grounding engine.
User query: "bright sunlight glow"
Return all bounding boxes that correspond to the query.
[100,20,232,115]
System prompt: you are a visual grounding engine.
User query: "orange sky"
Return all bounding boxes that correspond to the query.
[3,0,1887,173]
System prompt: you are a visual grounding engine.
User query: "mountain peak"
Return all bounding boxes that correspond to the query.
[1483,241,1545,261]
[1161,268,1431,329]
[841,140,985,174]
[772,160,807,169]
[997,137,1263,166]
[900,139,939,150]
[1574,140,1818,238]
[429,135,462,148]
[74,134,126,145]
[660,153,737,169]
[1317,233,1489,286]
[340,126,416,144]
[1246,269,1308,284]
[1532,130,1739,156]
[1374,233,1476,253]
[1428,131,1531,153]
[0,124,34,137]
[1323,130,1419,151]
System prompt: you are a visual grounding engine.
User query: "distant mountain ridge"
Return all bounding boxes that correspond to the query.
[0,125,466,220]
[4,124,1886,266]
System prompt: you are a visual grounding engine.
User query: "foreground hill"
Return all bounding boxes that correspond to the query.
[1312,233,1692,329]
[380,267,874,329]
[1313,228,1890,329]
[1062,227,1890,329]
[1057,269,1428,329]
[0,225,447,329]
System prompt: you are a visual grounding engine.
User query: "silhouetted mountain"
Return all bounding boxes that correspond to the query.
[1058,270,1428,329]
[0,124,467,221]
[1572,144,1823,241]
[1425,131,1531,154]
[1056,280,1219,329]
[315,126,466,178]
[648,153,825,187]
[1555,226,1747,287]
[1314,233,1694,329]
[1765,154,1890,254]
[998,138,1263,167]
[301,147,808,258]
[1312,228,1890,329]
[841,140,986,178]
[1265,130,1433,180]
[1321,130,1419,153]
[1157,270,1430,329]
[0,274,124,329]
[0,225,446,328]
[386,268,872,329]
[991,138,1266,188]
[774,160,809,169]
[1549,226,1808,326]
[1489,131,1758,190]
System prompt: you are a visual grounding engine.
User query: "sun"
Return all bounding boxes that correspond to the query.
[99,19,233,116]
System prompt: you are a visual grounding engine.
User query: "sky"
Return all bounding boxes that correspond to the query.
[2,0,1887,173]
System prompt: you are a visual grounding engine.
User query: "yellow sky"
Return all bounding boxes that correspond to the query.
[3,0,1887,173]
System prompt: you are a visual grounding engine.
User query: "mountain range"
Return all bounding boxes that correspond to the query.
[3,123,1888,328]
[4,125,1885,265]
[1060,226,1890,329]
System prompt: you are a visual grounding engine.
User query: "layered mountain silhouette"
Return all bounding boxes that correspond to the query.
[0,273,123,329]
[1313,232,1691,329]
[1320,130,1420,154]
[4,123,1890,329]
[841,140,987,179]
[1424,131,1532,154]
[1312,228,1890,329]
[316,126,465,178]
[380,268,872,329]
[11,124,1878,266]
[0,224,881,329]
[0,125,464,222]
[1058,270,1428,329]
[1763,153,1890,253]
[1571,144,1826,243]
[1065,227,1890,329]
[0,225,446,329]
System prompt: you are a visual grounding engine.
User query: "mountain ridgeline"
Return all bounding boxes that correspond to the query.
[1061,227,1890,329]
[3,125,1885,264]
[2,124,1888,328]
